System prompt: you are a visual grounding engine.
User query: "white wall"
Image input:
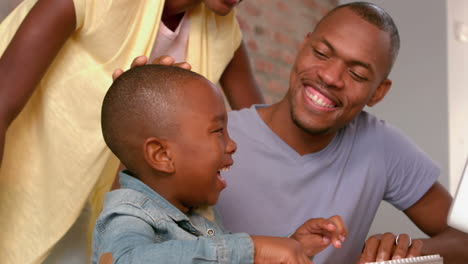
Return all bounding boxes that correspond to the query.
[339,0,459,239]
[447,0,468,194]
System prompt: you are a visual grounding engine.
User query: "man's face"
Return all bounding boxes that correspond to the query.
[287,8,393,135]
[203,0,242,16]
[169,78,237,210]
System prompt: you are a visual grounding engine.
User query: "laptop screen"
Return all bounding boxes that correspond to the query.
[447,157,468,233]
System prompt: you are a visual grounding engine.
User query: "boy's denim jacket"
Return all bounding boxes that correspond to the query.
[92,171,254,264]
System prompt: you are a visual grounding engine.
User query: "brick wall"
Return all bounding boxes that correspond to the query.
[236,0,337,104]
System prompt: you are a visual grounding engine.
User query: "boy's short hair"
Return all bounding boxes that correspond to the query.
[101,65,205,169]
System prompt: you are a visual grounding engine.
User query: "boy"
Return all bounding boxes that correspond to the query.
[93,64,346,263]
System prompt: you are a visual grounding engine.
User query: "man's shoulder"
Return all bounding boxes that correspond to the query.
[353,111,384,127]
[353,111,410,140]
[350,111,399,136]
[344,111,413,150]
[228,105,260,129]
[228,105,256,118]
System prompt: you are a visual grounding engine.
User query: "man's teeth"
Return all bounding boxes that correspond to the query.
[305,90,335,108]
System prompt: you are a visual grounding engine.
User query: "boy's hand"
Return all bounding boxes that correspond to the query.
[291,215,347,256]
[251,236,313,264]
[112,55,192,80]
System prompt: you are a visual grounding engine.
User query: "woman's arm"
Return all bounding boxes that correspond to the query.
[219,40,264,110]
[0,0,76,166]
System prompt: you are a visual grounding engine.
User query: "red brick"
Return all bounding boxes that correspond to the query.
[246,39,258,51]
[243,2,262,16]
[274,32,293,46]
[277,2,290,13]
[236,16,251,32]
[267,79,287,94]
[254,58,274,73]
[237,0,337,103]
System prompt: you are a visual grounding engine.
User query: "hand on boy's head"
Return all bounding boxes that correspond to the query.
[152,55,192,71]
[112,55,192,80]
[291,215,347,256]
[251,236,313,264]
[112,55,148,80]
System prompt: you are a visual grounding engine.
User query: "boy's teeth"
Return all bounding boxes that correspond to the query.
[220,166,231,172]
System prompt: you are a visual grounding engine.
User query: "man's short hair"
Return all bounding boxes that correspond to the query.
[326,2,400,69]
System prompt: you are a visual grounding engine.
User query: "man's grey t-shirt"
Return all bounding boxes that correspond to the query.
[217,105,439,264]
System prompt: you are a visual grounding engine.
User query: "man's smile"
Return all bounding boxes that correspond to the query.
[303,83,339,112]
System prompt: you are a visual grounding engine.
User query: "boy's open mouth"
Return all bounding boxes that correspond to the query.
[217,165,231,187]
[218,165,231,173]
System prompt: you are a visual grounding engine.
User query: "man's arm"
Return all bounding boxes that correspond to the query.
[404,182,468,264]
[358,182,468,264]
[0,0,76,166]
[219,40,265,110]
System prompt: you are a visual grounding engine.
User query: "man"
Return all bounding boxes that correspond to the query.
[216,2,468,264]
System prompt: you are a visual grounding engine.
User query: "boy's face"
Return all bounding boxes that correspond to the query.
[169,78,237,212]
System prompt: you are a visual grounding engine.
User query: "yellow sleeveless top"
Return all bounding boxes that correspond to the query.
[0,0,241,263]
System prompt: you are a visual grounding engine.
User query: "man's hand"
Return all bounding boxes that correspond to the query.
[112,55,192,80]
[251,236,313,264]
[356,232,423,263]
[291,215,347,256]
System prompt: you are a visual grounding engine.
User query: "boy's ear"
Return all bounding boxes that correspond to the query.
[143,137,175,174]
[367,79,392,107]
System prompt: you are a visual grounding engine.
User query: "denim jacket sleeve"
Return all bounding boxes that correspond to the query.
[93,214,254,264]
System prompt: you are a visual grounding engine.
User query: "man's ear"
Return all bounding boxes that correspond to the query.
[143,137,175,174]
[367,79,392,107]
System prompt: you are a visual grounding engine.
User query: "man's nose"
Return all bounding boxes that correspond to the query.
[317,59,345,89]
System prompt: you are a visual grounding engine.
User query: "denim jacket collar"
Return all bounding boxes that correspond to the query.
[119,170,191,224]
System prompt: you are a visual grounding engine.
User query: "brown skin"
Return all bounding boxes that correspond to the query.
[0,0,76,167]
[357,182,468,263]
[259,8,392,156]
[256,8,468,263]
[139,78,236,213]
[220,40,265,110]
[112,6,468,263]
[251,215,347,263]
[128,76,345,263]
[291,215,348,256]
[0,0,263,167]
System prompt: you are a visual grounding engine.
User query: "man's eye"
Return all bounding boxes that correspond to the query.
[214,128,224,133]
[349,71,368,82]
[314,49,328,59]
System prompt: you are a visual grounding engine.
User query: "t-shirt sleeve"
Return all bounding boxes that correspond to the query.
[381,122,440,210]
[72,0,116,32]
[72,0,85,30]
